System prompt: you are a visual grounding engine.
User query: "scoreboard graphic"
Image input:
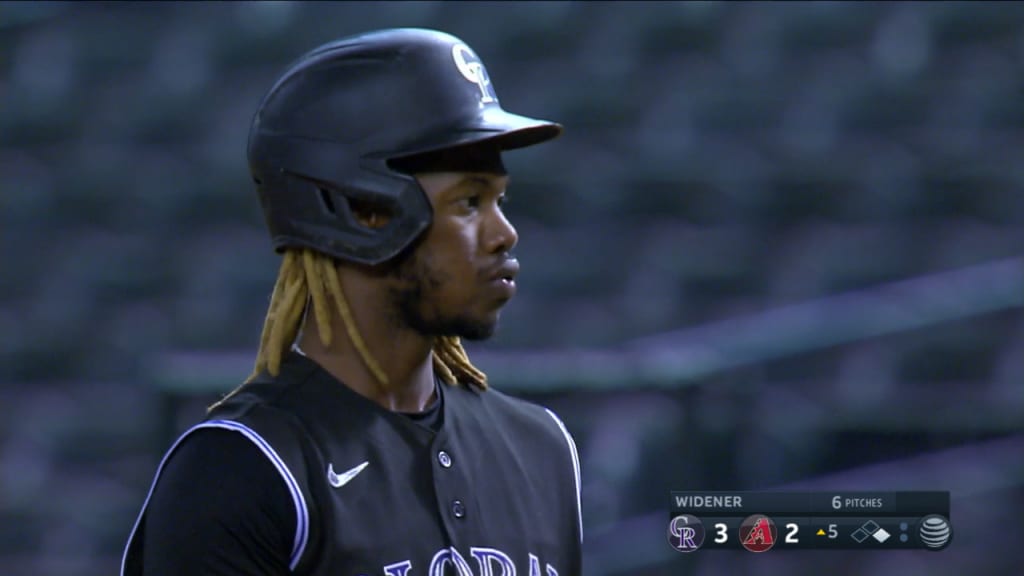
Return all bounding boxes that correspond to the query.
[667,491,951,552]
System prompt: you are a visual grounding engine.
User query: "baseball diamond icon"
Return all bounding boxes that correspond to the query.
[851,520,891,544]
[667,514,706,553]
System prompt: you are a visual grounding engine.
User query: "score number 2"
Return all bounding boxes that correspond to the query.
[785,523,799,543]
[712,522,800,544]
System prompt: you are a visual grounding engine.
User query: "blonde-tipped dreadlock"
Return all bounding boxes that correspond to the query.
[212,248,487,409]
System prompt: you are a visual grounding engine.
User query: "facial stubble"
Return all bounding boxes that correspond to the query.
[387,250,501,342]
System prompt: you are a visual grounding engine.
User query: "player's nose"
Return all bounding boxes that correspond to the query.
[483,208,518,255]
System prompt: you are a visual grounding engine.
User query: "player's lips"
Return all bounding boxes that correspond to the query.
[486,259,519,297]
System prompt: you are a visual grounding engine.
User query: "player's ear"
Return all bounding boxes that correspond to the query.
[349,197,393,230]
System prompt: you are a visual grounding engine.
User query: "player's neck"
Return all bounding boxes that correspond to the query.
[297,305,438,414]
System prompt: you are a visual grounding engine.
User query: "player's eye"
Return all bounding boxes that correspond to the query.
[457,194,481,210]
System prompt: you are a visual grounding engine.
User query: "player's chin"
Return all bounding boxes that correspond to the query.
[455,312,502,342]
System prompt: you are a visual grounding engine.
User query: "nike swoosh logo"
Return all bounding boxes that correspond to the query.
[327,461,369,488]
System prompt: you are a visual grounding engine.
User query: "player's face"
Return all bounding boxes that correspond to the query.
[387,171,518,341]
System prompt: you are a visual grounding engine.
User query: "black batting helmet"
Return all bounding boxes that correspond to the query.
[247,28,563,265]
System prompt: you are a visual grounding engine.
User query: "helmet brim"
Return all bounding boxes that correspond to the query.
[471,107,564,151]
[385,108,564,163]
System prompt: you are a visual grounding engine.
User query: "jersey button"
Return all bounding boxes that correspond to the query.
[438,450,452,468]
[451,499,466,519]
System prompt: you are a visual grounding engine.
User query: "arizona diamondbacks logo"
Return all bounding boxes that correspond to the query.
[452,44,497,105]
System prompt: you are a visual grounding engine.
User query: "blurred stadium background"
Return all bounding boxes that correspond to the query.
[1,1,1022,575]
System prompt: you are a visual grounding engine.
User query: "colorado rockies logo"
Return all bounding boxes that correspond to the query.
[667,514,705,553]
[451,43,497,105]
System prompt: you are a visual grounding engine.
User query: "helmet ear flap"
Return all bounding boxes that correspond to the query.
[317,185,338,216]
[312,180,401,237]
[318,184,397,232]
[260,166,432,266]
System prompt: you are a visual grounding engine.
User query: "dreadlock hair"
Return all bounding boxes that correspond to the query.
[211,247,487,410]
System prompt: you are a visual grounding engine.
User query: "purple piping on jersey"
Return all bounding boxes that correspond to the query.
[545,409,583,543]
[119,419,310,574]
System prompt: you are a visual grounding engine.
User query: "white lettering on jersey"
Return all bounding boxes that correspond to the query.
[528,554,541,576]
[377,548,558,576]
[383,560,412,576]
[428,547,475,576]
[470,547,516,576]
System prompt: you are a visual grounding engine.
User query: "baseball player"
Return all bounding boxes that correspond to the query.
[120,28,582,576]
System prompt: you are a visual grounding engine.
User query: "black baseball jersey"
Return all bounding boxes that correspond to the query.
[121,349,583,575]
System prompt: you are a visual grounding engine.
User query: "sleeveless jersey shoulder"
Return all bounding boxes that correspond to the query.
[134,427,295,575]
[122,358,324,576]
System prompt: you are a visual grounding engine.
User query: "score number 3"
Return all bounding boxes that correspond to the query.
[712,522,800,544]
[714,523,728,543]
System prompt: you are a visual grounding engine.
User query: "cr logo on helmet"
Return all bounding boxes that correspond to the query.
[452,43,497,105]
